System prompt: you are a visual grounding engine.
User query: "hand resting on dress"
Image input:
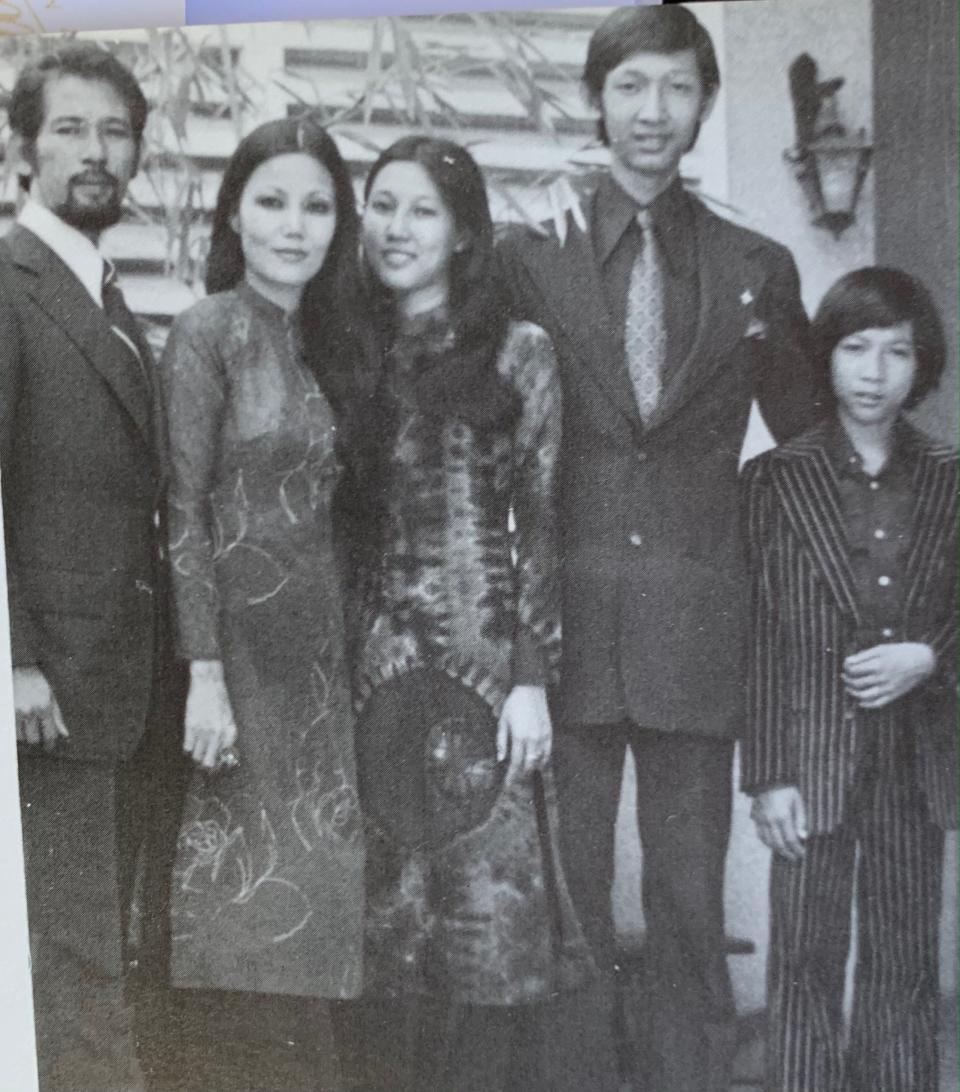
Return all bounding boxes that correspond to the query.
[184,660,238,770]
[496,684,552,784]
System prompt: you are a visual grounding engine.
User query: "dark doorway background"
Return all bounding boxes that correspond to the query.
[874,0,958,443]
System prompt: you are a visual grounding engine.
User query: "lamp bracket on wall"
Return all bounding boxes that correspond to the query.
[785,53,873,239]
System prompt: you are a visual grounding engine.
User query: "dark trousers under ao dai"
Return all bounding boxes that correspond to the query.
[357,998,546,1092]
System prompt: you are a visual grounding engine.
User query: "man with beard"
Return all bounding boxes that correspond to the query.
[0,46,187,1091]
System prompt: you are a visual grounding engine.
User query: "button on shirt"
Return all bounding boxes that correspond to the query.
[826,420,914,649]
[593,175,700,386]
[827,420,917,782]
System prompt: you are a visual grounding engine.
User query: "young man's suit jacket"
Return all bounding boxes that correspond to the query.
[741,420,958,834]
[497,185,817,736]
[0,224,178,765]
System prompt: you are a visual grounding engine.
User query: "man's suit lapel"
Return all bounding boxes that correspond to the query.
[645,202,764,432]
[518,191,774,442]
[771,428,861,623]
[521,200,642,437]
[4,226,153,446]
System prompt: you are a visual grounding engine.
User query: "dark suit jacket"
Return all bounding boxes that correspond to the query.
[497,185,816,735]
[0,224,176,765]
[740,421,957,833]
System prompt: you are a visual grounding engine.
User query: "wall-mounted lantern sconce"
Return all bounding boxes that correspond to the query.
[785,54,873,239]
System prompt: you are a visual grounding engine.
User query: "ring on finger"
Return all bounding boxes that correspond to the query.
[218,746,240,770]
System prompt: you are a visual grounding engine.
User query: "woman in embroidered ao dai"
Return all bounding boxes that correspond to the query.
[350,136,593,1092]
[159,118,364,1087]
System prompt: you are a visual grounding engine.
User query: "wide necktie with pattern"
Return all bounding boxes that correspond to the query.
[101,259,152,397]
[624,207,666,424]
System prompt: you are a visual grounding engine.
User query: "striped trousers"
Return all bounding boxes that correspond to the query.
[766,758,943,1092]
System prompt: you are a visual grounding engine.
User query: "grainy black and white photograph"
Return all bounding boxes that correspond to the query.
[0,1,956,1090]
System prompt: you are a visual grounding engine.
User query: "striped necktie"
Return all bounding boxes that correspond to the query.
[624,207,666,423]
[101,260,151,394]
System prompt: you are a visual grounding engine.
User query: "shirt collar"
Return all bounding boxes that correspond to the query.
[824,414,916,481]
[18,200,105,306]
[592,173,696,275]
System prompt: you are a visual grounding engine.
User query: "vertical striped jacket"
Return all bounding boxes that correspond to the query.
[740,419,957,834]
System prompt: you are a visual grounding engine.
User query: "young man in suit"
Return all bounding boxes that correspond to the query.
[0,46,187,1091]
[497,7,817,1089]
[742,268,956,1092]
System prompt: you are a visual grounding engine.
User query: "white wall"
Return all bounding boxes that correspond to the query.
[726,0,875,1015]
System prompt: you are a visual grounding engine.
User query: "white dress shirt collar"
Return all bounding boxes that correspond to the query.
[17,200,105,306]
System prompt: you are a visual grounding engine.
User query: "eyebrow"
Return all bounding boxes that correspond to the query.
[370,188,438,201]
[612,67,695,78]
[253,185,331,195]
[843,332,914,341]
[49,114,131,126]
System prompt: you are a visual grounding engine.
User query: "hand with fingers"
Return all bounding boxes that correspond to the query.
[751,785,808,861]
[496,684,552,785]
[184,660,238,772]
[13,667,69,753]
[843,642,936,710]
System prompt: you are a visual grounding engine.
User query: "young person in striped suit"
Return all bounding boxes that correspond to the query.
[741,266,957,1092]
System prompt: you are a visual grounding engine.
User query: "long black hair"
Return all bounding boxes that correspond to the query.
[205,115,364,412]
[361,135,517,430]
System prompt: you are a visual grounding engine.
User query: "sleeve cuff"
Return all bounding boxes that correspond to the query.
[174,629,222,662]
[511,626,548,688]
[743,779,798,798]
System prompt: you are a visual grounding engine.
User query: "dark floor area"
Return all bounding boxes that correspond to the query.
[141,986,959,1091]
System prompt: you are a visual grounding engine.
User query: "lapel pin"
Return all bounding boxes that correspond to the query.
[740,288,754,306]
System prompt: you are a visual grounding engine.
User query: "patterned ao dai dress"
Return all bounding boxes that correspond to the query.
[161,282,363,999]
[353,311,593,1006]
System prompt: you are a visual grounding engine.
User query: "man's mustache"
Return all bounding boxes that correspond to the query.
[70,172,119,189]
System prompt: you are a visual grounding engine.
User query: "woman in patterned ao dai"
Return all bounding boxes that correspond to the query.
[351,136,593,1092]
[160,118,364,1087]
